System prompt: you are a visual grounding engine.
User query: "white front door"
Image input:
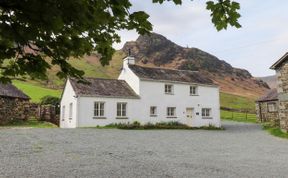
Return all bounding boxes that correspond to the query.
[186,108,194,126]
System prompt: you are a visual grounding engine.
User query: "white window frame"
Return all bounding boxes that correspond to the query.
[167,107,176,117]
[267,102,277,112]
[202,108,212,118]
[190,86,198,95]
[165,84,174,94]
[150,106,157,117]
[94,102,105,118]
[69,103,73,120]
[62,106,65,121]
[117,102,127,118]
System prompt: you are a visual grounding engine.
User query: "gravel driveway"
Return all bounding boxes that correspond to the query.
[0,121,288,178]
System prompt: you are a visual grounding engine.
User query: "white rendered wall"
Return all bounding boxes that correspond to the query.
[118,57,141,94]
[136,80,221,127]
[60,79,78,128]
[77,97,140,127]
[75,80,220,128]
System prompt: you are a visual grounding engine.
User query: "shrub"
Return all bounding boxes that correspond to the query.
[101,121,223,130]
[40,95,60,114]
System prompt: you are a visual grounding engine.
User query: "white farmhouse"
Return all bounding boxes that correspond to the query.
[60,56,221,128]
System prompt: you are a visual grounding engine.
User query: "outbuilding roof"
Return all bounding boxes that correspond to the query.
[0,83,30,100]
[270,52,288,70]
[128,65,215,85]
[69,78,139,99]
[256,89,278,102]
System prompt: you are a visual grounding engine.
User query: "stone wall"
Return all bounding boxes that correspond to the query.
[279,101,288,131]
[0,98,60,126]
[39,105,59,126]
[256,101,279,126]
[0,97,30,125]
[277,61,288,132]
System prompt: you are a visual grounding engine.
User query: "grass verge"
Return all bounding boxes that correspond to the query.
[221,110,257,123]
[92,121,224,130]
[262,123,288,139]
[0,118,57,128]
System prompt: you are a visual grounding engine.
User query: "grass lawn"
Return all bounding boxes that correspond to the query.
[1,118,57,128]
[262,123,288,139]
[221,110,257,123]
[220,92,255,111]
[13,80,62,103]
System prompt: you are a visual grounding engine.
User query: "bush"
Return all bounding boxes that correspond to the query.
[102,121,223,130]
[40,95,60,114]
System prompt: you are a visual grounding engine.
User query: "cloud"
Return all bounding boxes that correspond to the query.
[113,0,288,76]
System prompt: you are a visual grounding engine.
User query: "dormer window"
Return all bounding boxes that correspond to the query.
[165,84,174,94]
[190,86,198,95]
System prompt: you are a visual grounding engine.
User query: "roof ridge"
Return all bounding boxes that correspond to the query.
[129,64,199,73]
[71,77,124,81]
[270,52,288,69]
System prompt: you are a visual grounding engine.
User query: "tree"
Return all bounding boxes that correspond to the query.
[0,0,241,83]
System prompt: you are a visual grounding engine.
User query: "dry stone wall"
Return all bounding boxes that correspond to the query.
[0,97,30,125]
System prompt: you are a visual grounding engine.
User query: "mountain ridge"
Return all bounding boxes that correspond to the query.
[121,33,269,98]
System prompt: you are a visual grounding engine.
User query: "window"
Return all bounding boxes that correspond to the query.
[165,84,173,94]
[190,86,198,95]
[268,103,277,112]
[94,102,105,117]
[167,107,176,117]
[150,106,157,116]
[202,108,211,118]
[117,102,127,117]
[62,106,65,120]
[69,103,73,119]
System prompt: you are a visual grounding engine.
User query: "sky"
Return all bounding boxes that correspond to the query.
[113,0,288,77]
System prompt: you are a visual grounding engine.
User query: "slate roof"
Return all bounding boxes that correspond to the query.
[256,89,278,102]
[128,65,215,85]
[270,52,288,70]
[69,78,139,99]
[0,83,30,100]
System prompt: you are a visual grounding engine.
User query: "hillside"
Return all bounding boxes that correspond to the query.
[257,75,277,89]
[22,33,269,100]
[122,33,269,99]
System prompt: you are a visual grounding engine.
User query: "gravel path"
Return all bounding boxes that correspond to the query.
[0,121,288,178]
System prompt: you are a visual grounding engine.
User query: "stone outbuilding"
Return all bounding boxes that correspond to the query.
[270,52,288,132]
[256,89,279,125]
[0,82,30,125]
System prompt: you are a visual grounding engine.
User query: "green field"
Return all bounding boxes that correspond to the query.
[221,110,257,123]
[13,80,62,103]
[220,92,255,111]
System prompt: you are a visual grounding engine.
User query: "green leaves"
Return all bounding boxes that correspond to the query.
[0,0,241,83]
[153,0,182,5]
[206,0,241,31]
[0,0,153,83]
